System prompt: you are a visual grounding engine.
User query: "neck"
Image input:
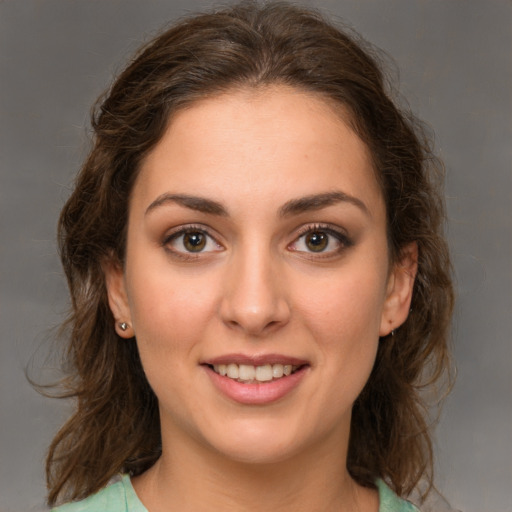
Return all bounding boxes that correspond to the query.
[132,428,378,512]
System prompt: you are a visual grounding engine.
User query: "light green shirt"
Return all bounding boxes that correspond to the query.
[52,474,419,511]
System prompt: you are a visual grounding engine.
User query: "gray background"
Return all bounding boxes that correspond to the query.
[1,1,511,511]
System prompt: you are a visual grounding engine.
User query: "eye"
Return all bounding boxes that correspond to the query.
[302,231,329,252]
[289,225,351,255]
[163,226,223,256]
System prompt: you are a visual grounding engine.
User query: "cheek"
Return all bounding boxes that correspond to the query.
[298,268,387,339]
[125,258,219,360]
[293,263,387,375]
[124,264,221,417]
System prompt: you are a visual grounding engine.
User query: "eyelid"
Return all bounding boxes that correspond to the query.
[162,224,224,259]
[289,223,353,255]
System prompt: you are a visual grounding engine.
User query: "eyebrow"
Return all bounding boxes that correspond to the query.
[278,191,369,217]
[145,193,228,216]
[145,190,369,218]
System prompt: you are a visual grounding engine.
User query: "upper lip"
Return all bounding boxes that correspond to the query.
[202,353,309,366]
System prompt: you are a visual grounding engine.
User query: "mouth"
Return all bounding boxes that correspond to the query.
[207,363,303,383]
[202,355,309,404]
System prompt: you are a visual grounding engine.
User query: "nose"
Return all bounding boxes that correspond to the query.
[219,245,291,336]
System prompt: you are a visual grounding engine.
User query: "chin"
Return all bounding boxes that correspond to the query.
[202,416,315,465]
[215,440,301,466]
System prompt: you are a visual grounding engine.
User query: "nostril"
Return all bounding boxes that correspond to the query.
[218,277,291,335]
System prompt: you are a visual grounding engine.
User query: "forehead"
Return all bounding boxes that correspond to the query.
[133,86,383,218]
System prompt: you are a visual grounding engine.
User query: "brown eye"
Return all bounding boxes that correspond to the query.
[305,231,328,252]
[183,231,206,252]
[289,225,351,257]
[164,227,223,258]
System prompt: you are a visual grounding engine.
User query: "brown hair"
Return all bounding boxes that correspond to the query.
[48,1,453,506]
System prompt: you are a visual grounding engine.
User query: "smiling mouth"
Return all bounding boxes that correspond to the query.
[208,363,303,383]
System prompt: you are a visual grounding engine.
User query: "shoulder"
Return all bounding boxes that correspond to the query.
[377,479,421,512]
[51,474,147,512]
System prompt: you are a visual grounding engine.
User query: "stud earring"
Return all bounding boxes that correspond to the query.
[119,322,129,331]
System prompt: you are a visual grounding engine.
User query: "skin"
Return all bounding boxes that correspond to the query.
[104,86,417,512]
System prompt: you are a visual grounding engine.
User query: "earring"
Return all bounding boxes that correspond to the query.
[119,322,129,331]
[390,329,395,337]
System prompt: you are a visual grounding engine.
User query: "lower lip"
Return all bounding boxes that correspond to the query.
[203,365,308,405]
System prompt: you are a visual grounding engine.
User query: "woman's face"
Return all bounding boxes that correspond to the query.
[105,86,416,465]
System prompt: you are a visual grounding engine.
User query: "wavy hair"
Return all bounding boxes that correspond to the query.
[47,1,454,506]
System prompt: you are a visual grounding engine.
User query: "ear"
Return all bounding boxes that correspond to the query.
[379,242,418,337]
[102,258,134,338]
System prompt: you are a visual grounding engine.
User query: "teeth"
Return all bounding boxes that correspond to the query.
[238,364,255,381]
[272,364,284,378]
[212,363,300,382]
[255,364,273,381]
[227,363,239,379]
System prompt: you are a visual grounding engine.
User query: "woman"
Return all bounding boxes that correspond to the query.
[48,2,454,511]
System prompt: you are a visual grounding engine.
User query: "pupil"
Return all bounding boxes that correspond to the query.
[306,232,328,252]
[184,232,206,252]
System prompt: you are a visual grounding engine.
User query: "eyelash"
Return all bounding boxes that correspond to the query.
[289,223,353,258]
[162,224,222,261]
[161,223,352,261]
